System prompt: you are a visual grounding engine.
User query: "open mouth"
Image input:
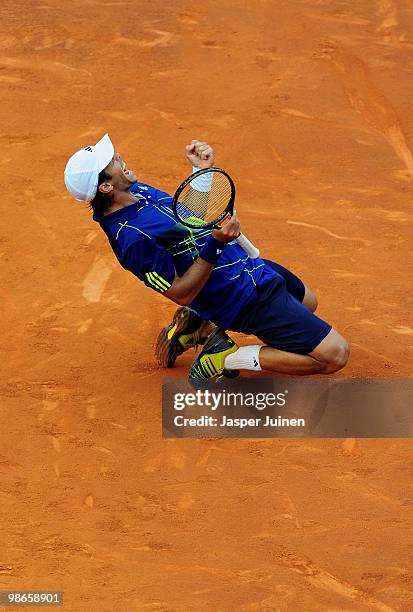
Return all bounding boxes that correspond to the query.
[122,161,133,178]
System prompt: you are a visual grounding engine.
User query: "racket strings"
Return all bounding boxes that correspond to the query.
[175,171,232,227]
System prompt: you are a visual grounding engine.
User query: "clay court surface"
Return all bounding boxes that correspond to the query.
[1,0,413,610]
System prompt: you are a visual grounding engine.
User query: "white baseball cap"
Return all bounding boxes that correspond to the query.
[64,133,115,202]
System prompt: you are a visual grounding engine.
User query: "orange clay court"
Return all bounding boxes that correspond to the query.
[1,0,412,610]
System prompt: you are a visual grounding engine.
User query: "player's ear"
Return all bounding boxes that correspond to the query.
[98,182,114,195]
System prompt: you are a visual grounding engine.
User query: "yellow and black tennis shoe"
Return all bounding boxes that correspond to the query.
[156,306,209,368]
[188,329,239,388]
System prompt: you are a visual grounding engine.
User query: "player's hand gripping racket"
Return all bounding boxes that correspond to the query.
[172,167,260,258]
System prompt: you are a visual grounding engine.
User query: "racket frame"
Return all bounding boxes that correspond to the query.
[172,166,235,229]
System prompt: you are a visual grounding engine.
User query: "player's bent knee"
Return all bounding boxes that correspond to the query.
[310,329,349,373]
[324,340,349,373]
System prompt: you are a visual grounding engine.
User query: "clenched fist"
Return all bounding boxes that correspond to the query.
[185,140,215,169]
[212,211,241,244]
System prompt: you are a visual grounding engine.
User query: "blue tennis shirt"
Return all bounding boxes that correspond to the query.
[93,181,277,329]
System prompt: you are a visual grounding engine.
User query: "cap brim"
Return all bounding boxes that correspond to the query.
[94,133,115,172]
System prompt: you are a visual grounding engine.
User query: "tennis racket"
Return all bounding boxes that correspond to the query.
[172,167,260,258]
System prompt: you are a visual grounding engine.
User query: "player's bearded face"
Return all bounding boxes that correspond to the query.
[108,152,137,188]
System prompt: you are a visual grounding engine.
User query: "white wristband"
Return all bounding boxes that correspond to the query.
[190,166,212,192]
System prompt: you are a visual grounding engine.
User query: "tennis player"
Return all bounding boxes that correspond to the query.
[64,134,349,384]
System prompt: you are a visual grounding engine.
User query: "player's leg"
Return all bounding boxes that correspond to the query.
[188,275,348,384]
[258,328,348,374]
[188,326,348,385]
[188,325,348,384]
[226,280,348,375]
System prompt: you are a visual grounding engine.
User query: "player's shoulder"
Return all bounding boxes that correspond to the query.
[99,203,153,254]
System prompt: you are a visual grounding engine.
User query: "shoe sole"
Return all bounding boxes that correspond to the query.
[156,307,200,368]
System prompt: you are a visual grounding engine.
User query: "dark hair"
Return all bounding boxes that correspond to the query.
[89,169,113,216]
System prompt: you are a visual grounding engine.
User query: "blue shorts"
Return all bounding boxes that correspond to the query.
[229,260,332,355]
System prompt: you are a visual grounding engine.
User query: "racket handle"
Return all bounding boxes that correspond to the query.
[236,233,260,258]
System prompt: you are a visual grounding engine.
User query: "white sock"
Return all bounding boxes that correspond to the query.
[224,345,262,371]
